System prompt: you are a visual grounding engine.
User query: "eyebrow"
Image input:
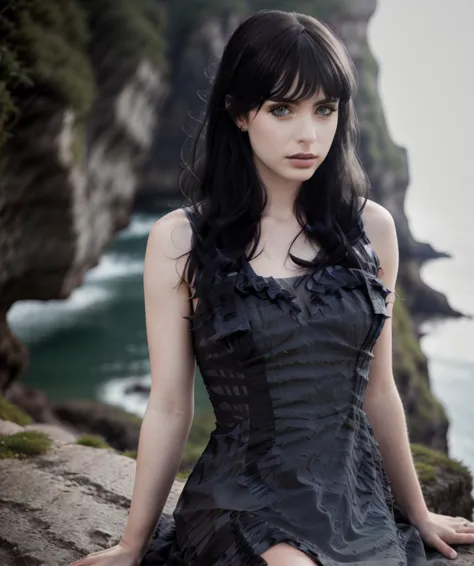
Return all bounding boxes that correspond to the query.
[268,96,339,105]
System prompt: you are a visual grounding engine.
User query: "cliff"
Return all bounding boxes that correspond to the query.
[0,0,167,390]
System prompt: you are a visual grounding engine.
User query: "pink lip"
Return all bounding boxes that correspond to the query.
[287,153,318,159]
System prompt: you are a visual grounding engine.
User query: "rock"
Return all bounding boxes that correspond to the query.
[412,444,474,518]
[53,398,142,452]
[0,443,184,565]
[5,382,62,425]
[24,423,78,443]
[0,418,23,436]
[0,443,474,565]
[5,385,142,452]
[0,2,167,394]
[124,382,151,396]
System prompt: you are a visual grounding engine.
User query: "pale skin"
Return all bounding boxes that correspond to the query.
[69,91,474,566]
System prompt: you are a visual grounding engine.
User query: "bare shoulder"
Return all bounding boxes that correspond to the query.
[359,198,395,238]
[144,207,193,287]
[359,198,399,289]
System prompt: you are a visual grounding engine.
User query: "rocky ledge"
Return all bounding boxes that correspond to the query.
[1,397,474,565]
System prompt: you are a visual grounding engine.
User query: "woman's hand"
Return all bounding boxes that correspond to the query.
[414,511,474,560]
[68,540,141,566]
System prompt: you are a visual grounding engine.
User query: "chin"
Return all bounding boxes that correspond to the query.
[282,169,317,182]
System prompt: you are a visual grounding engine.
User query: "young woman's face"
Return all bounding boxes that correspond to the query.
[240,90,339,188]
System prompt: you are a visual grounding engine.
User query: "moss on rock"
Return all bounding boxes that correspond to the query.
[0,396,33,426]
[412,443,471,486]
[76,433,111,449]
[392,287,448,448]
[0,0,165,147]
[0,430,52,459]
[122,449,138,459]
[411,443,473,516]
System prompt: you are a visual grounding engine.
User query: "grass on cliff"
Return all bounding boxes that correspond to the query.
[76,433,112,449]
[391,289,447,440]
[0,0,165,147]
[0,430,52,459]
[0,396,33,426]
[411,443,471,487]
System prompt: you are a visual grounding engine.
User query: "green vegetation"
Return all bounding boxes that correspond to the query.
[122,449,138,459]
[0,0,95,114]
[0,0,165,147]
[412,443,471,487]
[0,430,52,459]
[392,287,447,439]
[76,433,111,449]
[0,396,32,426]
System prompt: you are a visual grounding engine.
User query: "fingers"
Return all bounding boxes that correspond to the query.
[429,536,457,560]
[453,532,474,543]
[453,524,474,536]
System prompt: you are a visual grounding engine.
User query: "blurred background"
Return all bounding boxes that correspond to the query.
[1,0,473,481]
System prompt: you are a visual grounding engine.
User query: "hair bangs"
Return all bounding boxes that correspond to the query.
[266,31,352,105]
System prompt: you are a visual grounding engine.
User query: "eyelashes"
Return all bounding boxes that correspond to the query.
[269,104,338,118]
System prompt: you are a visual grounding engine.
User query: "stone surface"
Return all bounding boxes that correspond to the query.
[0,442,473,565]
[0,418,23,436]
[0,443,184,565]
[24,423,78,443]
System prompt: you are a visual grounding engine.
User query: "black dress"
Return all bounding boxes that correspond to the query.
[140,207,450,566]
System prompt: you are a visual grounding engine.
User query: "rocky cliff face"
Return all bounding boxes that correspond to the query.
[0,1,166,392]
[138,1,460,451]
[0,61,164,392]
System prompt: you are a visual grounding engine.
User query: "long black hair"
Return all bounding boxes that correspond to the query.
[177,9,370,307]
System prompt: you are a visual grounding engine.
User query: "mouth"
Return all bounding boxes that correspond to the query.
[287,153,318,160]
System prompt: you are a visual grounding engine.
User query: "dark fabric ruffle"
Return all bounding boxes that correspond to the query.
[199,261,392,347]
[140,515,185,566]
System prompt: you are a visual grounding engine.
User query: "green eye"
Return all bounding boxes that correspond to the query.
[317,106,337,117]
[270,106,290,117]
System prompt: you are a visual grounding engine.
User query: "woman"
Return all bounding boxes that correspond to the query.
[70,9,474,566]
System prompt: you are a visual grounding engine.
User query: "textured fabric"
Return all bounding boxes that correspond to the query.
[140,208,452,566]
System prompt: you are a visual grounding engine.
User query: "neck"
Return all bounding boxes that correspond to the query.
[254,158,301,221]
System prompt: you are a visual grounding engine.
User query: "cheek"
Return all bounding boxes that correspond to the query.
[320,122,338,152]
[249,119,284,155]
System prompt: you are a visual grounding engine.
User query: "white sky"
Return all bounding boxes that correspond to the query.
[368,0,474,252]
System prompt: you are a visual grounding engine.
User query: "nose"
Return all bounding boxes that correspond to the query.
[297,115,317,145]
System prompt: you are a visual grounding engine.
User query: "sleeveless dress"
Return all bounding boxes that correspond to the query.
[140,207,450,566]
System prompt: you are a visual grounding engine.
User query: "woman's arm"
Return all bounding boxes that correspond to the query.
[362,200,430,525]
[120,209,196,559]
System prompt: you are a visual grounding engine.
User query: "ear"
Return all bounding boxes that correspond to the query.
[225,94,248,132]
